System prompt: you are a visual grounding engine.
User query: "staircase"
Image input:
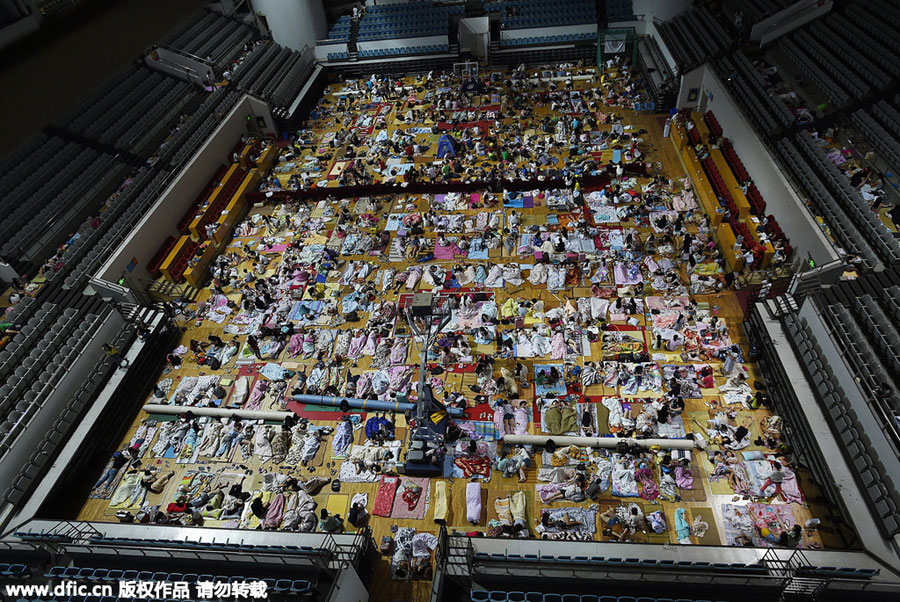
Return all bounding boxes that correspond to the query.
[443,532,473,578]
[762,549,828,602]
[147,278,200,303]
[348,14,360,60]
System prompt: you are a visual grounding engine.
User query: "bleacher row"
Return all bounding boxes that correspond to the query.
[795,131,900,265]
[2,303,141,510]
[788,30,870,106]
[850,110,900,178]
[42,566,313,595]
[716,53,794,135]
[499,32,596,48]
[605,0,633,20]
[158,9,253,70]
[230,42,295,101]
[498,0,596,30]
[358,44,450,58]
[0,142,128,269]
[324,15,351,42]
[265,48,316,114]
[84,535,331,558]
[473,553,767,574]
[839,1,900,80]
[166,89,241,168]
[773,137,879,269]
[784,306,900,537]
[851,294,900,381]
[655,7,728,71]
[811,20,889,92]
[61,169,172,291]
[777,37,848,109]
[56,67,198,155]
[738,0,793,24]
[356,2,455,42]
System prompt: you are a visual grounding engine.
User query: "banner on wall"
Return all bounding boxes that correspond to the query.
[603,32,627,54]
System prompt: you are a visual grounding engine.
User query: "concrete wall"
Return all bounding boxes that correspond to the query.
[676,64,704,108]
[752,0,833,46]
[500,23,597,40]
[96,96,270,283]
[314,42,347,60]
[357,34,447,51]
[245,95,277,136]
[459,16,489,58]
[696,65,839,265]
[145,47,215,85]
[250,0,326,52]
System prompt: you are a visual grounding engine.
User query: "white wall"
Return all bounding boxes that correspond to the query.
[250,0,326,52]
[245,95,277,136]
[500,23,597,40]
[326,568,369,602]
[97,96,271,283]
[676,64,704,109]
[459,16,489,57]
[696,65,839,265]
[314,42,347,60]
[357,34,447,51]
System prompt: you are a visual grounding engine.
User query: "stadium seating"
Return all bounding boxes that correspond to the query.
[499,32,596,48]
[356,1,451,42]
[158,9,253,69]
[487,0,596,30]
[358,44,450,58]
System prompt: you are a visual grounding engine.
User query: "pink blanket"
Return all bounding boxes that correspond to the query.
[780,467,803,504]
[434,241,461,259]
[390,477,430,519]
[289,333,304,357]
[674,465,694,489]
[246,380,268,410]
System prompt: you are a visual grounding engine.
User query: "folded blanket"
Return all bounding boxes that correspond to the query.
[433,481,449,523]
[466,482,482,524]
[494,495,513,525]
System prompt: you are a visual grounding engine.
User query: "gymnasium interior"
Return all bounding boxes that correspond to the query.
[0,1,899,601]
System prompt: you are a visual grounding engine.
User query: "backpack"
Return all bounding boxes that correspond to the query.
[380,536,395,555]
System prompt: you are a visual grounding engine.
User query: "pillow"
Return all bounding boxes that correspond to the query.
[741,450,764,461]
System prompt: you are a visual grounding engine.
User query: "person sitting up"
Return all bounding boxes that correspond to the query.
[347,502,368,528]
[319,508,344,533]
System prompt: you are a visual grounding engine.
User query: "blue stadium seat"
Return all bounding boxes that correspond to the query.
[471,591,490,602]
